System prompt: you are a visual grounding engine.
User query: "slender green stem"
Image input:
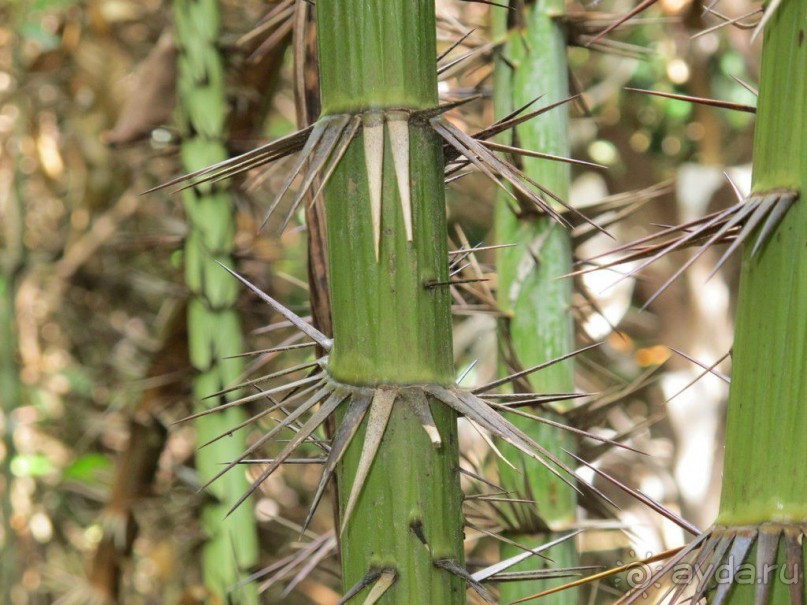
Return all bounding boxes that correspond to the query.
[717,0,807,528]
[174,0,259,599]
[318,1,464,601]
[0,84,25,602]
[0,260,22,605]
[493,2,578,602]
[712,2,806,603]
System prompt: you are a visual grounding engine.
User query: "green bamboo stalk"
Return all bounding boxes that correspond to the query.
[317,1,465,601]
[0,247,22,600]
[712,0,806,601]
[688,0,807,604]
[174,0,259,600]
[1,86,25,602]
[493,1,579,602]
[718,4,806,529]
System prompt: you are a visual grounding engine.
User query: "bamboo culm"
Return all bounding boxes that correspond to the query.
[493,1,579,602]
[317,2,465,602]
[174,0,259,599]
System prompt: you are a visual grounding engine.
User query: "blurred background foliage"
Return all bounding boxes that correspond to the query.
[0,0,764,602]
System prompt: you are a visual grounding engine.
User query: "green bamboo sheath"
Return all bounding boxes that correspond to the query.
[317,1,465,602]
[493,1,579,602]
[174,0,259,600]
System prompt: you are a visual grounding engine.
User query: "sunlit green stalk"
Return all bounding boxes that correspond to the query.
[0,186,23,605]
[718,0,806,528]
[493,1,578,602]
[174,0,259,600]
[715,0,806,602]
[317,1,465,601]
[0,58,25,597]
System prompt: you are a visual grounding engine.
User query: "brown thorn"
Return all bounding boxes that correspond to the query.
[625,87,756,113]
[567,450,700,536]
[586,0,660,47]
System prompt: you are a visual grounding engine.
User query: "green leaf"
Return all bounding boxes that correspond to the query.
[11,453,56,478]
[63,453,111,483]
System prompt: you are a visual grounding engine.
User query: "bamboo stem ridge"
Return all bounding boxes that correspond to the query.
[317,1,465,602]
[174,0,259,599]
[493,1,579,602]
